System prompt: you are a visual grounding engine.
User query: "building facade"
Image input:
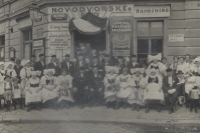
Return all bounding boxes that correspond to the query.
[0,0,199,64]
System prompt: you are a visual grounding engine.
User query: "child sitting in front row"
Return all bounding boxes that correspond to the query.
[12,78,23,110]
[4,76,12,112]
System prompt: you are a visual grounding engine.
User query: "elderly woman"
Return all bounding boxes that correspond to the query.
[115,67,133,110]
[57,69,74,109]
[41,69,60,110]
[128,68,145,111]
[25,71,42,112]
[104,66,118,109]
[143,68,164,113]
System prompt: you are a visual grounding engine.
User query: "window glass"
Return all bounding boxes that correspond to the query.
[137,39,149,53]
[151,39,163,54]
[137,22,149,36]
[151,22,163,36]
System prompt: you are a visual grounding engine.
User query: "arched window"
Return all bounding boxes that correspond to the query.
[9,47,15,58]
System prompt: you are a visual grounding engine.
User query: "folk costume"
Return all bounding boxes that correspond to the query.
[12,78,23,110]
[128,68,145,111]
[3,76,12,112]
[57,70,74,108]
[147,53,167,77]
[25,71,42,111]
[40,69,60,110]
[104,66,118,108]
[143,68,164,113]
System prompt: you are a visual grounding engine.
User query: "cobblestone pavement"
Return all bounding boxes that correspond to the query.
[0,123,143,133]
[0,105,199,122]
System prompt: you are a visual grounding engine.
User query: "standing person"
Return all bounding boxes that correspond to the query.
[25,71,42,112]
[128,68,145,111]
[14,59,23,83]
[162,57,169,68]
[130,54,139,68]
[57,69,75,109]
[185,54,192,65]
[176,56,188,74]
[124,57,131,74]
[34,54,46,77]
[73,66,89,109]
[163,68,180,114]
[10,58,15,64]
[40,69,60,110]
[61,54,74,77]
[104,66,118,109]
[84,57,93,76]
[30,55,36,67]
[4,76,12,112]
[74,53,85,75]
[115,67,132,110]
[47,55,61,77]
[12,78,23,110]
[189,85,199,113]
[116,57,125,75]
[170,56,179,75]
[92,56,103,76]
[89,67,104,107]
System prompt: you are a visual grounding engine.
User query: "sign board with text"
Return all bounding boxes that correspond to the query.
[134,6,170,18]
[169,34,184,42]
[48,23,69,31]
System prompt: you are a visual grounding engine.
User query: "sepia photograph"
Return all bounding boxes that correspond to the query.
[0,0,199,132]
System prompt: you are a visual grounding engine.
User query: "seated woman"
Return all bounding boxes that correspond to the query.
[185,75,196,108]
[104,66,118,109]
[143,68,164,113]
[41,69,60,110]
[57,69,74,109]
[4,62,17,78]
[115,67,132,110]
[128,68,145,111]
[25,71,42,112]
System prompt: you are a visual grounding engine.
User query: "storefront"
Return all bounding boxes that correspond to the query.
[1,0,200,64]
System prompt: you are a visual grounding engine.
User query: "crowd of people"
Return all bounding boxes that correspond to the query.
[0,51,200,114]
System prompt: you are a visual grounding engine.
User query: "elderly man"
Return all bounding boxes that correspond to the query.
[163,68,180,114]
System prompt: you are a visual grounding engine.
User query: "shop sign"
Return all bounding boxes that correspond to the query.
[48,32,70,49]
[134,6,170,18]
[169,34,184,42]
[48,23,69,31]
[51,13,68,21]
[33,40,43,47]
[110,17,132,56]
[48,4,134,19]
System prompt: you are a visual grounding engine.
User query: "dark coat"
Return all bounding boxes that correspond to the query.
[73,73,89,92]
[47,62,61,77]
[89,73,104,91]
[74,61,85,75]
[163,75,180,93]
[116,63,125,75]
[34,61,46,77]
[61,61,74,77]
[14,65,23,82]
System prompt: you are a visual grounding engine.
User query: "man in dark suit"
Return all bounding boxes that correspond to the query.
[116,56,125,74]
[47,55,61,76]
[130,54,139,68]
[73,66,89,109]
[61,54,74,77]
[30,55,36,67]
[88,66,104,107]
[74,53,85,75]
[163,68,180,114]
[34,54,46,77]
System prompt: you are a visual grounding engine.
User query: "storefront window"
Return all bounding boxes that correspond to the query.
[137,21,163,63]
[0,35,5,61]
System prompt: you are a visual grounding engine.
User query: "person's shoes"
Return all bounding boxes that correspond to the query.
[26,106,31,112]
[168,109,172,114]
[145,107,149,113]
[60,103,64,109]
[157,107,161,113]
[79,105,84,109]
[37,105,41,111]
[66,103,70,109]
[131,104,136,111]
[123,103,127,109]
[136,105,140,111]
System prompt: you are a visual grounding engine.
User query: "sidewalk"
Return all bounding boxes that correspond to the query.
[1,105,200,125]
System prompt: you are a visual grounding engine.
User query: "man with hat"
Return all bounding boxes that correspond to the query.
[34,54,46,77]
[163,68,180,114]
[61,54,74,77]
[73,66,90,109]
[47,55,61,77]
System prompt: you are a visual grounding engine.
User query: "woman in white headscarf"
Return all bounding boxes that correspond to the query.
[40,69,60,110]
[4,61,17,78]
[20,60,33,99]
[147,53,167,77]
[25,71,42,112]
[143,68,164,113]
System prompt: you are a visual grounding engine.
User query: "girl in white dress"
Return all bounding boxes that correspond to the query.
[115,67,132,110]
[41,69,60,110]
[3,76,12,112]
[104,66,118,109]
[25,71,42,112]
[128,68,145,111]
[57,69,74,109]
